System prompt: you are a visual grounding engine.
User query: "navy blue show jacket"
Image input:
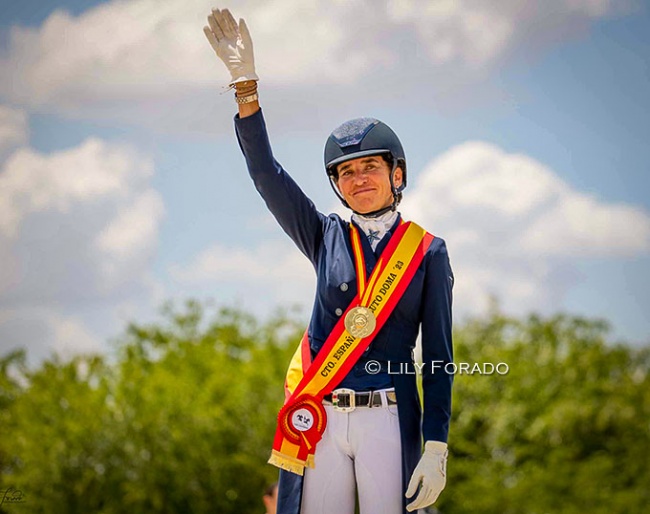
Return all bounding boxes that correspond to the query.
[234,109,453,514]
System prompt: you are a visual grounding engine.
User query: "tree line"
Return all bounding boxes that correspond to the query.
[1,301,648,513]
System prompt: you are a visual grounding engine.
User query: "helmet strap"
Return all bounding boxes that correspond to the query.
[327,174,350,209]
[373,159,402,216]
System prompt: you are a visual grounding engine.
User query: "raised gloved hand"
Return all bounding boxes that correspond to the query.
[405,440,448,512]
[203,8,258,85]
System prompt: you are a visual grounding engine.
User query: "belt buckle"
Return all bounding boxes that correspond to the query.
[331,388,355,413]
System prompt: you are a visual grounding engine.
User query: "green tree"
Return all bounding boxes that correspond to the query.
[442,312,650,514]
[1,304,648,513]
[1,302,301,514]
[1,352,111,514]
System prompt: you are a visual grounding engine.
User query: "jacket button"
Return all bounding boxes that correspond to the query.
[340,283,348,292]
[335,308,343,316]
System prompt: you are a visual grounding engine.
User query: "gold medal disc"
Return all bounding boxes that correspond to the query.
[344,306,377,338]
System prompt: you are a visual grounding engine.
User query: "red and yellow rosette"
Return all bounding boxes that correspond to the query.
[271,394,327,473]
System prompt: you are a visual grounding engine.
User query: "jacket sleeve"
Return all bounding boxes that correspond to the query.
[419,237,454,443]
[234,109,326,265]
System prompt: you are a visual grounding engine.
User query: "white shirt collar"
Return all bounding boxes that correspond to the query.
[351,211,399,250]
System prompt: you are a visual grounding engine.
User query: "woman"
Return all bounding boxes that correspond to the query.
[204,8,453,514]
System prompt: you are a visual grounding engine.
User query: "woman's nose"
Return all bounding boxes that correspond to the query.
[353,170,368,184]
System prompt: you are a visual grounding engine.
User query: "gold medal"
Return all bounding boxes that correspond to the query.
[344,306,377,338]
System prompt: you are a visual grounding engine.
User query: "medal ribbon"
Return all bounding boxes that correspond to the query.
[270,221,434,475]
[349,219,404,307]
[349,225,367,298]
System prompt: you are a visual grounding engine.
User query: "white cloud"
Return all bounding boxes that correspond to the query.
[0,137,164,304]
[521,194,650,257]
[386,0,515,67]
[95,189,164,291]
[0,138,154,236]
[0,308,103,366]
[49,311,104,358]
[170,240,315,308]
[0,132,165,364]
[0,105,28,160]
[0,0,634,123]
[400,141,650,315]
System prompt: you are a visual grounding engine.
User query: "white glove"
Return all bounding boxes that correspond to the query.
[405,440,448,512]
[203,8,259,85]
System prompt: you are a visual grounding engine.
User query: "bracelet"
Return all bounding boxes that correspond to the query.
[235,92,259,104]
[233,80,258,95]
[235,87,257,97]
[235,83,257,96]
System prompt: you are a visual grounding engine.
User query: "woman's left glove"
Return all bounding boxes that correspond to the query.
[405,441,448,512]
[203,8,258,85]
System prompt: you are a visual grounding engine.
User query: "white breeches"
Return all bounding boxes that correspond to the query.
[300,390,403,514]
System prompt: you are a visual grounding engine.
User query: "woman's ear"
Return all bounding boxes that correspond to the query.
[393,167,404,188]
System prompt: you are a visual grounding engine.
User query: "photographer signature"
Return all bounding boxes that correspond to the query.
[0,487,25,507]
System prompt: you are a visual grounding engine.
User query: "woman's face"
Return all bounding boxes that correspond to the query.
[336,155,402,214]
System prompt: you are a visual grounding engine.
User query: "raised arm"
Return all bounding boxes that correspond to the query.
[203,8,327,263]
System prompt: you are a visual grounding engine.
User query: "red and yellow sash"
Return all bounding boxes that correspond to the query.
[269,221,434,475]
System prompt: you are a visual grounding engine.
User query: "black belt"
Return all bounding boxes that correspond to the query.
[323,388,397,412]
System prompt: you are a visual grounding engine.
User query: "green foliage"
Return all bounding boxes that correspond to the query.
[442,312,650,514]
[1,303,648,513]
[1,301,300,514]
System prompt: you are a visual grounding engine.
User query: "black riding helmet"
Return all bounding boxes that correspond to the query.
[324,117,407,217]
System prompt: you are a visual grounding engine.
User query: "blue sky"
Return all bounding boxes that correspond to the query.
[1,0,649,364]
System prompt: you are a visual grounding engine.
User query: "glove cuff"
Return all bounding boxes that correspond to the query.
[424,441,448,479]
[229,73,260,85]
[424,441,448,454]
